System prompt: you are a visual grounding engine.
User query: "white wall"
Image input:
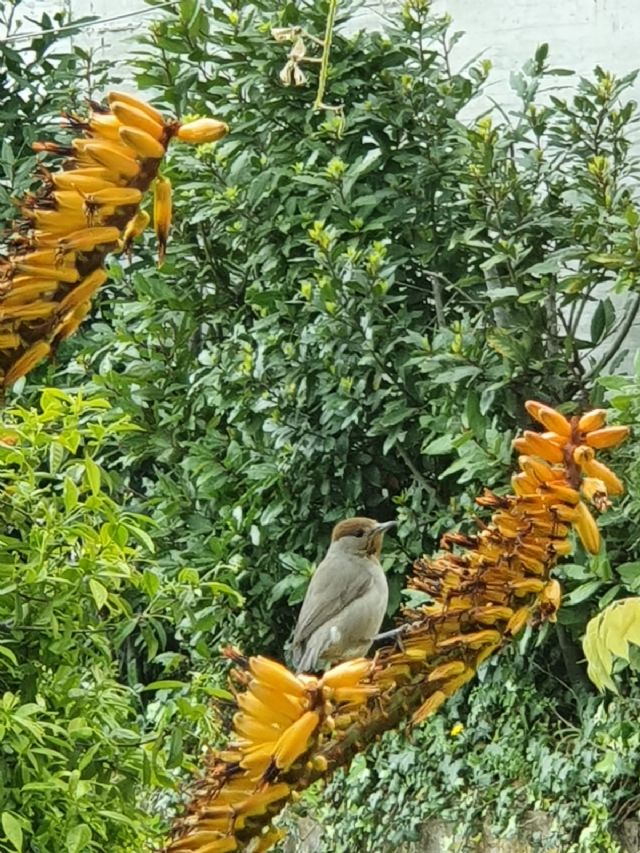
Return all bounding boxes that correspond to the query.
[17,0,148,70]
[71,0,149,66]
[438,0,640,106]
[353,0,640,102]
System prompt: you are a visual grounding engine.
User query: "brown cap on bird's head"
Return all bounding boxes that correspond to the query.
[331,516,396,558]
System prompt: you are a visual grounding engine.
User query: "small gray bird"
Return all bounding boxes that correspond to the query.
[291,517,395,673]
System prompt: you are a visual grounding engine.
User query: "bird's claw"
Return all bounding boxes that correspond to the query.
[371,624,410,652]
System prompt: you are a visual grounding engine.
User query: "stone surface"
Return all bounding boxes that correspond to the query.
[281,814,640,852]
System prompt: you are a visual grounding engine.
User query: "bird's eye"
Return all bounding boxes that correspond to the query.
[355,529,364,538]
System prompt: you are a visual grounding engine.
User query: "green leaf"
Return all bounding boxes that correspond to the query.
[142,569,160,597]
[588,253,627,269]
[84,456,101,496]
[486,328,524,362]
[422,435,455,455]
[88,578,108,610]
[0,645,18,667]
[66,824,91,853]
[564,580,603,606]
[40,388,71,411]
[142,680,188,691]
[49,440,64,474]
[2,813,23,852]
[63,476,79,513]
[486,286,519,301]
[525,254,571,276]
[167,725,184,768]
[125,522,155,554]
[590,298,615,345]
[205,581,244,604]
[517,289,546,304]
[616,562,640,591]
[431,365,481,384]
[534,42,549,63]
[465,391,485,438]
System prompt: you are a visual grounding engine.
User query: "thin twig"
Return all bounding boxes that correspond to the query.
[423,270,450,326]
[396,445,433,494]
[545,278,559,357]
[313,0,339,110]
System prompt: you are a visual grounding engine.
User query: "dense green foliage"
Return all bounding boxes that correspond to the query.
[2,0,640,850]
[0,393,162,850]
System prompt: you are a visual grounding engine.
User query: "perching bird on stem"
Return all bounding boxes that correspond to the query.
[291,517,395,673]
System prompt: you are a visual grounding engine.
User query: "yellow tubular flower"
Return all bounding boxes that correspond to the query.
[232,714,282,745]
[119,126,166,159]
[3,280,59,305]
[85,187,142,206]
[320,658,373,689]
[412,691,447,725]
[83,142,141,178]
[513,430,566,463]
[573,500,601,554]
[248,656,309,698]
[55,226,122,253]
[121,210,151,254]
[107,90,166,125]
[153,175,172,266]
[52,169,119,191]
[177,117,230,143]
[86,113,122,140]
[3,341,51,386]
[272,711,320,770]
[56,270,108,313]
[581,458,624,495]
[585,426,630,449]
[110,100,165,139]
[578,409,607,433]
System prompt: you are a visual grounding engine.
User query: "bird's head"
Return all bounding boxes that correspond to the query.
[330,516,396,559]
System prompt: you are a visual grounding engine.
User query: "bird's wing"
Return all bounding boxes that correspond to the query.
[291,565,373,647]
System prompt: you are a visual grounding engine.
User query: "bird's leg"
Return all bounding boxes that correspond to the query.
[371,624,410,652]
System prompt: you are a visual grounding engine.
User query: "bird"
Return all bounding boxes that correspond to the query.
[291,517,396,673]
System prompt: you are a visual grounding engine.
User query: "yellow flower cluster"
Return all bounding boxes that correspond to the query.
[0,91,228,390]
[169,655,377,852]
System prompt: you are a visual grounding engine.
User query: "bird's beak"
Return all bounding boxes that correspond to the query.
[368,520,396,538]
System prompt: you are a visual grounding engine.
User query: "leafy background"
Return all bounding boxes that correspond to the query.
[2,0,640,850]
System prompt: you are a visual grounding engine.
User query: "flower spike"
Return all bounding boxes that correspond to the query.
[0,92,228,390]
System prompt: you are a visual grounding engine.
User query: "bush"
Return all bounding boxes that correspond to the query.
[0,391,165,850]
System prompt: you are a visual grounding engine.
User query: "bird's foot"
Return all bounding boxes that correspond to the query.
[371,624,410,652]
